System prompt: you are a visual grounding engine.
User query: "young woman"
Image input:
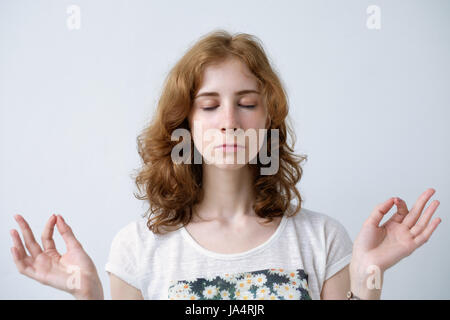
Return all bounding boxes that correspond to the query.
[9,30,441,300]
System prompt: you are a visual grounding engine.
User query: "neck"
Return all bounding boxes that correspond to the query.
[193,164,255,223]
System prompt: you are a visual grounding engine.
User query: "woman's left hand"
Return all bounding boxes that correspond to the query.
[350,188,442,276]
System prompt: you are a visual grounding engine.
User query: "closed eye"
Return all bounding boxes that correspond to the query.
[202,104,255,111]
[202,106,218,111]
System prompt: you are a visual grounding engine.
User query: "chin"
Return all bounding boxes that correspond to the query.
[203,154,249,170]
[211,162,248,170]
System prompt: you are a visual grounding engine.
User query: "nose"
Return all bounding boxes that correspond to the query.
[220,103,240,133]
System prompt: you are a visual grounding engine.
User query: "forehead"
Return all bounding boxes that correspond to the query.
[197,58,260,92]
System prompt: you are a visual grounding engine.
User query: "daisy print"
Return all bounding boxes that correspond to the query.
[256,286,270,298]
[287,271,299,281]
[220,290,231,299]
[253,273,267,287]
[284,287,301,300]
[268,293,278,300]
[239,291,255,300]
[203,285,218,299]
[187,293,200,300]
[235,279,251,291]
[221,273,234,283]
[167,268,312,300]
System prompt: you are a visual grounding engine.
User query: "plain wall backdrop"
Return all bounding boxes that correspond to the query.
[1,0,449,299]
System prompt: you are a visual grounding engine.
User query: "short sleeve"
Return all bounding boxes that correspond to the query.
[323,217,353,281]
[105,221,142,290]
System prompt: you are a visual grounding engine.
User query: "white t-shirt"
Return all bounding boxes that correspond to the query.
[105,206,353,300]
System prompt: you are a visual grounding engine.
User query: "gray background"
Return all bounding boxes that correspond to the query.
[1,0,449,299]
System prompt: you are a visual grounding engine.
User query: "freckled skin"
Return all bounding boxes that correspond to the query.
[188,57,269,170]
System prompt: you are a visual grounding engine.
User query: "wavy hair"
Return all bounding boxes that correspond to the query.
[132,29,308,234]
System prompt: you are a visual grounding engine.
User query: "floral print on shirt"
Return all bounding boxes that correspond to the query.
[168,268,312,300]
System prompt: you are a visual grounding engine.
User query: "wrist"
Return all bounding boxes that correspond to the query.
[349,260,384,300]
[72,277,104,300]
[73,287,104,300]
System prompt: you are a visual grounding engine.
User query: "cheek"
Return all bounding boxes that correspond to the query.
[242,112,267,130]
[189,118,215,150]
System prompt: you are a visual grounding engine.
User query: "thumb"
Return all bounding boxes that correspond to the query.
[56,215,82,250]
[365,197,396,227]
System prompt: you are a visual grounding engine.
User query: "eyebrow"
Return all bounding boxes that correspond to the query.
[194,89,260,99]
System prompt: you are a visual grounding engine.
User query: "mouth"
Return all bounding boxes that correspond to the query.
[215,144,245,149]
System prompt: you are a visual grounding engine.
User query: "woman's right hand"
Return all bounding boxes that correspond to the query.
[9,214,104,299]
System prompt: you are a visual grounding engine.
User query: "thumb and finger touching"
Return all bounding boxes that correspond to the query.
[365,197,396,227]
[55,215,82,250]
[364,189,441,251]
[41,215,61,257]
[383,197,409,225]
[11,214,82,275]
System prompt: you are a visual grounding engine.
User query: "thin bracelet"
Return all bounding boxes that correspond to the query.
[346,290,362,300]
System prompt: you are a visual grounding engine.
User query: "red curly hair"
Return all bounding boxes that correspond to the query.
[131,29,308,234]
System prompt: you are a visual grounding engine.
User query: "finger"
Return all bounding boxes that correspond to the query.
[410,200,440,237]
[56,215,82,250]
[384,197,409,224]
[403,188,436,229]
[14,215,43,259]
[10,229,28,260]
[413,217,441,247]
[41,214,59,252]
[10,247,36,278]
[365,197,395,227]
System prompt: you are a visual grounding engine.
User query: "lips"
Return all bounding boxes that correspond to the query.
[215,144,245,149]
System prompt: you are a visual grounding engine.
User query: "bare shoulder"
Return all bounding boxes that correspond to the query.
[108,272,144,300]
